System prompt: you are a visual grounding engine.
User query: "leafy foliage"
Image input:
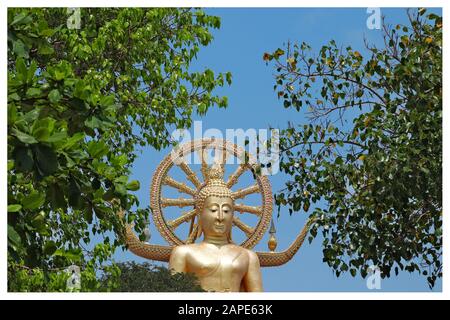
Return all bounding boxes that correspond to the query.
[101,262,204,292]
[265,9,441,288]
[8,8,230,291]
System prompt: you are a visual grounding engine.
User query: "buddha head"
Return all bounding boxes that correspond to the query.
[195,164,234,240]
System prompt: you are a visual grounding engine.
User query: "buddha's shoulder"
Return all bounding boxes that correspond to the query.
[227,244,258,258]
[170,243,202,256]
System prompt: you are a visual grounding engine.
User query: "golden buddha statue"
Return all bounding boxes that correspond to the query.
[169,164,263,292]
[118,138,313,292]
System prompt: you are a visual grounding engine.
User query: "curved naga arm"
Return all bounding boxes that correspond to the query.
[256,218,316,267]
[119,207,315,266]
[118,209,172,262]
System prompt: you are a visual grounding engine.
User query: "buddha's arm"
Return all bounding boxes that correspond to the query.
[169,246,188,274]
[242,250,263,292]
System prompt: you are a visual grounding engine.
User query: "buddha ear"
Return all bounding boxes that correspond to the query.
[196,219,203,239]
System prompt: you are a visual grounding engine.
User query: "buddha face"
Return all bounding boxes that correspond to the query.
[200,196,234,238]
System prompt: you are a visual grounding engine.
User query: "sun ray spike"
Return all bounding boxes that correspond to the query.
[167,209,197,229]
[178,161,202,188]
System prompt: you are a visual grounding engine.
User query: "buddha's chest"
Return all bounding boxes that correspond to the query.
[186,246,249,278]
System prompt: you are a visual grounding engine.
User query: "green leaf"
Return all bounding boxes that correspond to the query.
[31,211,47,232]
[10,12,32,26]
[94,204,108,219]
[22,191,46,210]
[225,72,232,85]
[115,183,127,195]
[27,60,37,83]
[48,89,61,103]
[34,118,56,136]
[198,102,207,114]
[303,200,310,212]
[7,160,14,170]
[44,241,58,256]
[39,28,56,37]
[12,128,38,144]
[293,199,301,211]
[50,183,66,209]
[273,48,285,58]
[8,104,18,126]
[8,225,21,247]
[100,95,115,106]
[33,144,58,176]
[114,175,128,184]
[85,116,102,129]
[38,44,54,55]
[23,108,41,123]
[111,154,127,167]
[13,147,34,172]
[45,131,67,143]
[87,140,109,158]
[68,178,81,208]
[15,57,27,82]
[62,132,85,150]
[126,180,140,191]
[26,87,42,97]
[8,204,22,212]
[13,40,28,59]
[32,127,50,141]
[53,248,82,262]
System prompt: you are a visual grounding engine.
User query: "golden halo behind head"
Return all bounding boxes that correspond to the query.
[150,138,273,249]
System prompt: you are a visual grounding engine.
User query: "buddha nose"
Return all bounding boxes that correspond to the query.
[217,208,224,222]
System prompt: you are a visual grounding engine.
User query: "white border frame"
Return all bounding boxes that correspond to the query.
[1,0,448,300]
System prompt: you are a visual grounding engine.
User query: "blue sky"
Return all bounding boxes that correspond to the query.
[113,7,442,292]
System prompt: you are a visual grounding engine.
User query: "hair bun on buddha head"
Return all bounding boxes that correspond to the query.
[207,163,225,181]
